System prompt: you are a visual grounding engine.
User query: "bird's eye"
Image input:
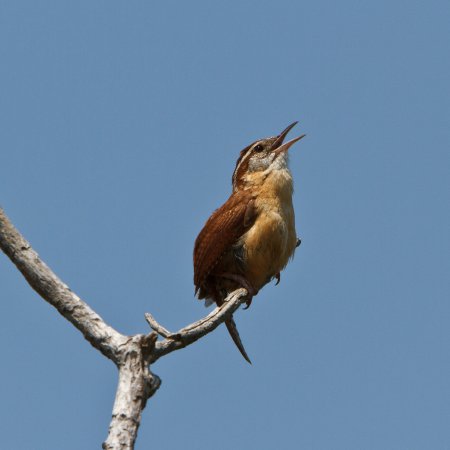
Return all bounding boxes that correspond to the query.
[254,144,264,152]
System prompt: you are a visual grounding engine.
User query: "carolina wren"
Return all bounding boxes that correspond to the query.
[194,122,305,363]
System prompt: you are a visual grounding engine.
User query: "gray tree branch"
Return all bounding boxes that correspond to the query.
[146,288,248,363]
[0,208,126,360]
[0,207,248,450]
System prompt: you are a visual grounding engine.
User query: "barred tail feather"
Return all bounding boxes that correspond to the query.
[225,317,252,364]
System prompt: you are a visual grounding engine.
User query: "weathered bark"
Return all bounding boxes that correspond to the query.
[102,334,161,450]
[0,207,248,449]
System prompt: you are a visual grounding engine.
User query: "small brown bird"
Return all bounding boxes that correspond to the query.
[193,122,305,363]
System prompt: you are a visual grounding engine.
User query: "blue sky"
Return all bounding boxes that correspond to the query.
[1,1,449,449]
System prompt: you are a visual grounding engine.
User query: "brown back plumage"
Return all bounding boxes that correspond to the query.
[193,190,256,294]
[193,190,257,364]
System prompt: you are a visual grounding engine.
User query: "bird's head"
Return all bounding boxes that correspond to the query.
[231,122,305,191]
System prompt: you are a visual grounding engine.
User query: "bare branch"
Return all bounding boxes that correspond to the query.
[0,207,248,449]
[103,333,161,450]
[146,288,249,363]
[0,207,162,449]
[145,313,173,338]
[0,208,127,360]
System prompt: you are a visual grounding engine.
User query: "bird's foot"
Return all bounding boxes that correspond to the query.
[274,273,281,285]
[217,272,257,309]
[243,296,253,310]
[218,272,256,295]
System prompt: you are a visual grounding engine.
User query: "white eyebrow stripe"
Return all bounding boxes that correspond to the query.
[232,145,255,188]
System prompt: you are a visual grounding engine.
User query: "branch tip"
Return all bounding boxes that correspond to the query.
[144,312,173,338]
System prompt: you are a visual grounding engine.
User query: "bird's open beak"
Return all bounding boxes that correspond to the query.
[272,121,305,154]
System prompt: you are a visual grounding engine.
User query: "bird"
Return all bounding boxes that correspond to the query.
[193,122,305,363]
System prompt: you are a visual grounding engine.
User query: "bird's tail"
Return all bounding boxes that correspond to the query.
[225,317,252,364]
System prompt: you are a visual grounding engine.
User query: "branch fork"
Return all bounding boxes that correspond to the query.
[144,288,249,363]
[0,207,249,450]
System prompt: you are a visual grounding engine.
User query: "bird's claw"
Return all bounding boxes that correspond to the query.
[275,273,281,285]
[243,296,253,310]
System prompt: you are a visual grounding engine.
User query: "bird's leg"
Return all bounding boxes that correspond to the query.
[217,272,257,295]
[217,272,257,309]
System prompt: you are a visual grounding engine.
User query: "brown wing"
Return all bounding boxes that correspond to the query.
[194,191,256,291]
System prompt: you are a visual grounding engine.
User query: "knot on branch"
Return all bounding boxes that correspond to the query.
[117,332,159,368]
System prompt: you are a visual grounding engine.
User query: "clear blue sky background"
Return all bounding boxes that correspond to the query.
[1,1,449,449]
